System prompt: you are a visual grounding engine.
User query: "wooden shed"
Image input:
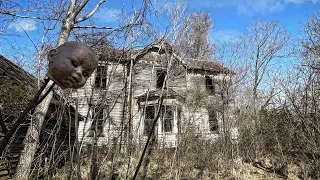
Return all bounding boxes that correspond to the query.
[0,55,78,179]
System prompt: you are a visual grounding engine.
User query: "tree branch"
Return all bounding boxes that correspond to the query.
[69,0,77,14]
[74,0,89,17]
[91,23,142,47]
[0,11,58,21]
[73,25,111,29]
[76,0,106,23]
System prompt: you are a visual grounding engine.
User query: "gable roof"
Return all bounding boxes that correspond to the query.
[0,55,37,88]
[97,39,233,74]
[96,48,134,63]
[183,58,233,74]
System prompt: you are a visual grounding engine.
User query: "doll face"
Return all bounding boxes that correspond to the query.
[47,42,98,89]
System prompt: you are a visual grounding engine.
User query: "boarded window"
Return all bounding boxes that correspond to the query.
[144,106,155,135]
[95,66,107,89]
[208,111,218,132]
[205,76,215,94]
[156,69,167,89]
[162,106,173,132]
[89,104,106,136]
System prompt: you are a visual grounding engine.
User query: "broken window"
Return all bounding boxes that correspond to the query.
[208,110,218,132]
[156,69,167,89]
[144,106,155,135]
[95,66,107,89]
[205,76,215,94]
[162,106,174,132]
[89,104,106,136]
[143,105,175,135]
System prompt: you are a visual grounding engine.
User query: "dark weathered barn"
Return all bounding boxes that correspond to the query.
[0,55,78,179]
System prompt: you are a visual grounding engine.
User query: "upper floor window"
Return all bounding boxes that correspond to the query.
[205,76,215,94]
[156,69,167,89]
[208,110,218,132]
[95,66,107,89]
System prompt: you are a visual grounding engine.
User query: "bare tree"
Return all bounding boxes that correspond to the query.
[302,10,320,69]
[1,0,108,179]
[176,11,213,59]
[243,20,290,109]
[235,20,291,159]
[278,10,320,178]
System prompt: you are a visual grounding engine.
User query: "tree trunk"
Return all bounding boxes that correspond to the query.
[15,81,54,180]
[15,3,75,178]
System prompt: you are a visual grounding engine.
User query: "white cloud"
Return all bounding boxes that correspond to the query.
[8,19,37,32]
[93,7,121,22]
[285,0,306,4]
[188,0,320,15]
[211,30,242,44]
[152,0,180,10]
[285,0,320,4]
[236,0,285,15]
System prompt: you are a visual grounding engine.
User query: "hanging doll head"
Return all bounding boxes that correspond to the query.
[47,41,98,89]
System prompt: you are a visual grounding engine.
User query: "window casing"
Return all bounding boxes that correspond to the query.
[95,66,107,89]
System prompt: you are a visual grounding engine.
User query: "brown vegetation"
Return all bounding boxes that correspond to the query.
[0,0,320,179]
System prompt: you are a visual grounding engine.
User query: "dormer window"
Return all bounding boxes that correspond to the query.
[205,76,215,94]
[156,69,167,89]
[95,66,107,89]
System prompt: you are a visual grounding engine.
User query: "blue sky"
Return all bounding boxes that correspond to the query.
[2,0,319,45]
[0,0,319,70]
[3,0,320,42]
[187,0,319,43]
[90,0,320,43]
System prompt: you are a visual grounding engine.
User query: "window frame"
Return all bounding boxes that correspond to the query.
[143,104,176,135]
[88,104,106,137]
[208,110,219,132]
[205,75,215,95]
[156,69,167,89]
[94,65,108,89]
[161,105,174,133]
[144,105,155,135]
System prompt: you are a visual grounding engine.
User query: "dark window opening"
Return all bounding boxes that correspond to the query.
[162,106,173,132]
[95,66,107,89]
[89,105,105,136]
[208,111,218,132]
[156,70,167,89]
[144,106,155,135]
[205,76,215,94]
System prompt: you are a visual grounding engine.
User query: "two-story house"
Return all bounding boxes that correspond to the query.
[72,39,235,148]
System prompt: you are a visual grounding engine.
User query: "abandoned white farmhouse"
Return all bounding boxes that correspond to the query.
[71,39,236,147]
